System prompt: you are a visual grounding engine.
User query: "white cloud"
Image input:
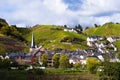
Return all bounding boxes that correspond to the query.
[0,0,72,26]
[0,0,120,27]
[43,0,67,14]
[73,0,120,27]
[79,0,120,16]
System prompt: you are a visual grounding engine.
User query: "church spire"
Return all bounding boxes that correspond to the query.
[31,32,35,48]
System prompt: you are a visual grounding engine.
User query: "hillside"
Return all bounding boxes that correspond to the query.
[84,22,120,36]
[84,22,120,52]
[0,34,26,54]
[0,18,88,52]
[2,17,120,52]
[25,25,88,50]
[0,18,27,54]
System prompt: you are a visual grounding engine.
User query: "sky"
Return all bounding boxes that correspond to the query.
[0,0,120,27]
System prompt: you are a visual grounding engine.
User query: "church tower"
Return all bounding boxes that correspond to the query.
[30,32,35,52]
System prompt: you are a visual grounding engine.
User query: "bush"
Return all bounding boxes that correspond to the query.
[35,69,44,75]
[86,58,100,74]
[18,64,29,70]
[0,58,11,69]
[99,62,120,80]
[73,62,82,70]
[10,61,18,67]
[64,69,82,73]
[28,69,44,75]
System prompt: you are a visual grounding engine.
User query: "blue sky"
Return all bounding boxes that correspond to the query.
[0,0,120,27]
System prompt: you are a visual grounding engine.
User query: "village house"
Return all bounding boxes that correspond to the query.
[1,34,120,68]
[87,36,99,47]
[87,36,106,47]
[69,51,86,65]
[69,49,107,65]
[64,28,77,33]
[107,36,120,43]
[10,33,45,65]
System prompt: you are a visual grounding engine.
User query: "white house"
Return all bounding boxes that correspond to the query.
[107,37,115,43]
[69,58,86,65]
[87,36,99,47]
[87,41,93,47]
[64,28,77,33]
[69,54,86,65]
[0,55,4,59]
[114,47,117,51]
[5,55,9,59]
[98,48,105,53]
[97,55,104,62]
[87,36,98,42]
[87,36,107,47]
[107,36,120,43]
[110,43,117,51]
[98,43,106,48]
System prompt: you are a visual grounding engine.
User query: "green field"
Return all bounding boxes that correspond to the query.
[25,25,88,50]
[84,22,120,52]
[84,22,120,36]
[0,69,99,80]
[1,21,120,53]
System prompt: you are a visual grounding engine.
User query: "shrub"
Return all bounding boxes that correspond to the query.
[86,57,100,74]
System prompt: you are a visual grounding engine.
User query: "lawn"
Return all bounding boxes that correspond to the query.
[0,69,99,80]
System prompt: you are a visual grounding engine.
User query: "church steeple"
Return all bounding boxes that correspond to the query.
[31,32,35,48]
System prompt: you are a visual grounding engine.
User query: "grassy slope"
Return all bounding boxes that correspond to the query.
[115,41,120,52]
[84,23,120,36]
[84,22,120,52]
[25,25,87,50]
[17,27,31,35]
[0,34,26,54]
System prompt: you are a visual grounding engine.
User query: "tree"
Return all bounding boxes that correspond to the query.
[102,54,110,62]
[9,26,25,41]
[77,24,83,31]
[86,57,100,74]
[2,58,11,68]
[116,52,120,59]
[0,25,10,35]
[85,27,90,30]
[10,61,19,67]
[94,24,98,28]
[99,62,120,80]
[0,18,8,28]
[41,53,48,67]
[64,25,67,28]
[75,24,83,33]
[52,54,59,68]
[0,57,3,68]
[74,62,82,70]
[0,24,25,41]
[75,25,77,28]
[59,54,69,69]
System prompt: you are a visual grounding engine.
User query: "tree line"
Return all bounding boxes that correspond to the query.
[0,18,27,41]
[41,53,70,69]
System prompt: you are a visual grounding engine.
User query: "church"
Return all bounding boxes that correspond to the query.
[15,32,45,65]
[0,32,47,65]
[29,32,45,64]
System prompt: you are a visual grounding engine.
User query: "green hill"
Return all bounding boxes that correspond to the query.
[25,25,88,50]
[2,17,120,52]
[0,18,28,54]
[84,22,120,52]
[0,34,26,54]
[84,22,120,36]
